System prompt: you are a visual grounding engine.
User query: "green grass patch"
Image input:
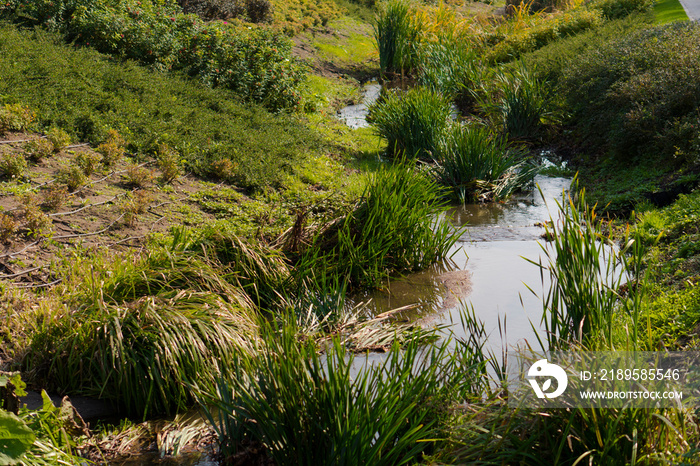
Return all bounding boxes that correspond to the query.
[654,0,689,23]
[0,23,330,193]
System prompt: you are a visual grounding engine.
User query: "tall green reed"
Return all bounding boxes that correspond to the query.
[432,123,536,203]
[481,65,559,141]
[417,40,481,111]
[296,162,461,289]
[526,183,647,350]
[26,289,259,418]
[199,313,491,466]
[375,0,421,75]
[367,86,452,160]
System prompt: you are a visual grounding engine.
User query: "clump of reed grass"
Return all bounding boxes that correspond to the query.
[432,123,536,203]
[375,0,421,75]
[367,87,452,160]
[27,290,259,418]
[297,163,460,289]
[199,316,490,466]
[417,40,481,111]
[481,65,559,141]
[24,246,260,418]
[527,184,647,350]
[166,226,292,308]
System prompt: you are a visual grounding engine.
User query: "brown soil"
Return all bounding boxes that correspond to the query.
[0,132,220,287]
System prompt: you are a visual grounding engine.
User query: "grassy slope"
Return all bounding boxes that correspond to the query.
[0,23,334,193]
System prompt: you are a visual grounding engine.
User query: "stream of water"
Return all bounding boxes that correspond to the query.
[352,174,572,356]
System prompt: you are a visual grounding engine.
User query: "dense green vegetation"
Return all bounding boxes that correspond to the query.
[2,0,700,462]
[0,23,321,192]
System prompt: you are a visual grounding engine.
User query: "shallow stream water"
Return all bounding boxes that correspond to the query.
[351,174,572,356]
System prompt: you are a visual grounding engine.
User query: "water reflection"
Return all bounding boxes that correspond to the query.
[354,175,573,353]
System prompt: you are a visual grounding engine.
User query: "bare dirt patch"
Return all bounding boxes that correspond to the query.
[0,132,221,288]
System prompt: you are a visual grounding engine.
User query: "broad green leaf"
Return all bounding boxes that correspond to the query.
[0,373,26,397]
[0,409,35,465]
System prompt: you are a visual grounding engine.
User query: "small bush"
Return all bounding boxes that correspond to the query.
[97,130,126,168]
[245,0,272,23]
[367,87,452,160]
[588,0,654,19]
[19,194,53,238]
[57,165,87,192]
[0,103,35,134]
[23,138,54,161]
[123,163,154,188]
[156,144,182,184]
[0,212,18,243]
[74,151,101,176]
[0,151,28,179]
[209,158,236,181]
[46,127,71,152]
[40,185,69,212]
[120,190,152,225]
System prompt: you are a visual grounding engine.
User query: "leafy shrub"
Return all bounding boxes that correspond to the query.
[19,194,53,238]
[367,87,452,160]
[1,0,307,111]
[0,151,28,179]
[559,22,700,162]
[245,0,272,23]
[122,163,154,188]
[23,138,54,161]
[0,212,18,243]
[177,0,246,20]
[40,185,69,212]
[46,127,71,152]
[120,190,152,225]
[156,144,182,184]
[0,103,35,134]
[96,129,126,167]
[57,165,88,192]
[432,124,535,203]
[74,151,101,176]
